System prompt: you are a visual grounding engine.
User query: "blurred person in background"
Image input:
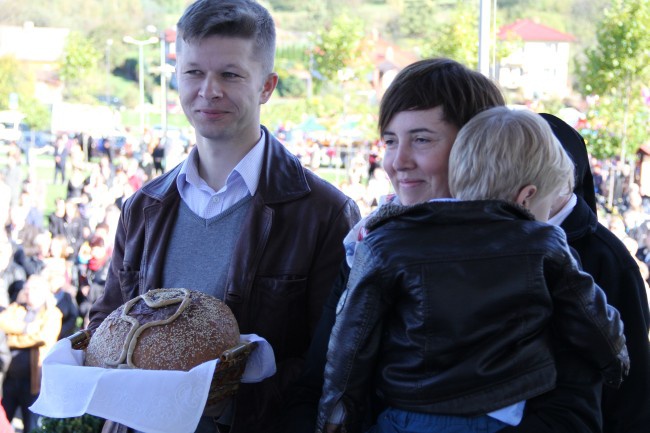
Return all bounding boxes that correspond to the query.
[76,235,109,327]
[53,135,69,185]
[48,199,88,258]
[43,264,79,340]
[11,227,48,287]
[0,274,62,432]
[0,330,15,433]
[2,149,23,209]
[151,137,165,176]
[0,228,26,308]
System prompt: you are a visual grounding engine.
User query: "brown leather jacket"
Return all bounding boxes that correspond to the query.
[89,128,361,433]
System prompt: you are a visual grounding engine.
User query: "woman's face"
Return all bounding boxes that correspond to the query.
[382,107,459,205]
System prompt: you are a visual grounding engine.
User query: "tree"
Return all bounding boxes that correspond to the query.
[0,56,52,130]
[419,1,479,68]
[398,0,437,38]
[0,55,33,110]
[59,31,103,102]
[576,0,650,162]
[311,14,368,84]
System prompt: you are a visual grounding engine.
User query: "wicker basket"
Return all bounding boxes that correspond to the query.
[68,330,257,405]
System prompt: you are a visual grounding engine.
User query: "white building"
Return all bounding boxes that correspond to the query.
[497,19,576,101]
[0,21,70,105]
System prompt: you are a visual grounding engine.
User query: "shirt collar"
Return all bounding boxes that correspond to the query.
[548,193,577,226]
[177,130,265,195]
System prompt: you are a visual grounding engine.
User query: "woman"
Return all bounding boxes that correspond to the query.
[282,58,619,433]
[317,107,627,433]
[0,274,62,432]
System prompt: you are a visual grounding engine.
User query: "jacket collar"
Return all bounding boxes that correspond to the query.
[365,199,534,231]
[140,125,310,205]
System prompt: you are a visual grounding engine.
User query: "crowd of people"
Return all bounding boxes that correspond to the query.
[0,1,649,433]
[0,134,141,431]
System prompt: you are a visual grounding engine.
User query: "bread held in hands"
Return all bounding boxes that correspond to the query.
[85,288,240,371]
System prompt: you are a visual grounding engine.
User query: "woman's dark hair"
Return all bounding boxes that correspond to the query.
[379,58,506,134]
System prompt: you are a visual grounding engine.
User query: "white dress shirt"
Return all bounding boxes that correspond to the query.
[176,131,265,219]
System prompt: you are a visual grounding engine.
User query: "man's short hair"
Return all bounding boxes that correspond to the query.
[449,107,575,203]
[176,0,276,74]
[378,58,506,134]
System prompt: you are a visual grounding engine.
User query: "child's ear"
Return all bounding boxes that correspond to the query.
[516,185,537,208]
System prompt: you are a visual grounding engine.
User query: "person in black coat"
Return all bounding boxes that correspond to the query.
[45,270,79,340]
[525,113,650,433]
[53,135,69,185]
[498,114,650,433]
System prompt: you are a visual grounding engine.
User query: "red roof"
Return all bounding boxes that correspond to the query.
[367,35,419,70]
[498,19,575,42]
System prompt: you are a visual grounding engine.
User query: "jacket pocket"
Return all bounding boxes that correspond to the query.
[248,276,308,359]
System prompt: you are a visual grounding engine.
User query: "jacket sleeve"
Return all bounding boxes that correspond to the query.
[547,244,630,387]
[316,241,391,433]
[307,198,361,337]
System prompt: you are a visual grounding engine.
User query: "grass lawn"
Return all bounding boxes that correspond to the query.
[1,144,356,227]
[1,147,67,221]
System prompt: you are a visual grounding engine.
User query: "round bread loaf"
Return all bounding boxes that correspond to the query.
[85,288,239,371]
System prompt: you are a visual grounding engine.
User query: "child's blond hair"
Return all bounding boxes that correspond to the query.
[449,107,575,203]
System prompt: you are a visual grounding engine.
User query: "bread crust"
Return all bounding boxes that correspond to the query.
[85,288,240,371]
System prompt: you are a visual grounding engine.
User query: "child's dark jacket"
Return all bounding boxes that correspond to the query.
[317,200,629,432]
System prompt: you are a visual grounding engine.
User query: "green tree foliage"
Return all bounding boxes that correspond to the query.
[0,55,33,110]
[419,1,479,68]
[312,14,367,83]
[59,31,103,101]
[60,32,102,84]
[32,414,103,433]
[398,0,437,38]
[0,56,50,129]
[268,0,307,11]
[576,0,650,160]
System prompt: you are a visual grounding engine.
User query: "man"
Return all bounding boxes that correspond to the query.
[88,1,360,432]
[53,135,68,185]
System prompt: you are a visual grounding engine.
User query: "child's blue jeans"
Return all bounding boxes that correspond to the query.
[367,407,507,433]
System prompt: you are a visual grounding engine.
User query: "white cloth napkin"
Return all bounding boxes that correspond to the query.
[31,334,275,433]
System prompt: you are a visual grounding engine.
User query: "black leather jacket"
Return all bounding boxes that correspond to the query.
[89,127,361,433]
[317,200,629,432]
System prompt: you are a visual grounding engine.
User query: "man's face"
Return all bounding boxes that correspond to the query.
[176,35,277,147]
[382,107,459,205]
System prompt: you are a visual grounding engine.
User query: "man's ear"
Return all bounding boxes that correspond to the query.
[516,185,537,207]
[260,72,278,104]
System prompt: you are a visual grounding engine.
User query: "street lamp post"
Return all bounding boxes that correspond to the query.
[105,39,113,106]
[147,25,173,145]
[123,34,159,135]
